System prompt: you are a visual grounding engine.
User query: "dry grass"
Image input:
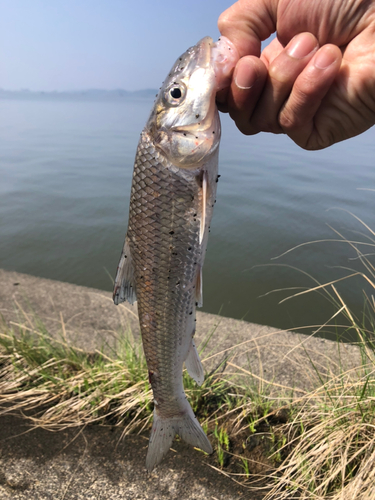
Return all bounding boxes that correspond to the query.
[260,212,375,499]
[0,314,153,433]
[1,212,375,498]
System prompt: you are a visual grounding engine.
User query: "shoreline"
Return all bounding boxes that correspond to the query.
[0,268,361,394]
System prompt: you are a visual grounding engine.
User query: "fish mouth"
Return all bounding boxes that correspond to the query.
[172,36,217,134]
[195,36,214,70]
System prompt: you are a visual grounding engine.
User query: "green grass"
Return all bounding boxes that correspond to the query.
[1,294,374,498]
[1,212,375,498]
[0,304,288,481]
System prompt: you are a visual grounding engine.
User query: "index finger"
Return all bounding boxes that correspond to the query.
[218,0,278,57]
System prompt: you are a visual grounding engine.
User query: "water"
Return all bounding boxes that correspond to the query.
[1,95,375,338]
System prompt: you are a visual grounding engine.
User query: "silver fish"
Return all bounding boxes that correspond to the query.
[113,36,238,472]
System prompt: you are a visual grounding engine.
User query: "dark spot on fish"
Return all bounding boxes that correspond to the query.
[212,131,215,134]
[191,196,194,201]
[189,312,193,315]
[193,213,197,217]
[195,302,198,306]
[183,133,187,136]
[188,247,192,251]
[172,252,178,256]
[124,255,127,258]
[176,280,180,285]
[195,136,198,139]
[169,230,174,235]
[195,114,200,119]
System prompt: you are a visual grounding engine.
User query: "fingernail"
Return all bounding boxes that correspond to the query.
[314,47,338,69]
[287,33,317,59]
[234,60,258,89]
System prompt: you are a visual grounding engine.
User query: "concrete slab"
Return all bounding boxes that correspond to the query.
[0,269,364,499]
[0,269,362,395]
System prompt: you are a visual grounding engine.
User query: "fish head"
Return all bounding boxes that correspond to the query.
[147,36,238,169]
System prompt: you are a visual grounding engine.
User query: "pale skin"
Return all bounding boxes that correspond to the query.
[217,0,375,150]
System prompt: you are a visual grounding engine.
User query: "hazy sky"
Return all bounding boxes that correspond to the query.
[1,0,249,91]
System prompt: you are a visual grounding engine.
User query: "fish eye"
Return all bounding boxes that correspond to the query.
[170,87,182,99]
[164,82,186,107]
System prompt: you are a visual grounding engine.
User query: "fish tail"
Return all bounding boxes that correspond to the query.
[146,404,212,473]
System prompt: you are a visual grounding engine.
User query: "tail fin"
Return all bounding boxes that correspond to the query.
[145,404,212,472]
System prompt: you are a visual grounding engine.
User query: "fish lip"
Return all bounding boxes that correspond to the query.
[194,36,214,69]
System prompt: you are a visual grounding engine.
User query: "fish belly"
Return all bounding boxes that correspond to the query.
[128,131,215,470]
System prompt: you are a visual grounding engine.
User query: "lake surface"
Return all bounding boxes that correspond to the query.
[1,95,375,339]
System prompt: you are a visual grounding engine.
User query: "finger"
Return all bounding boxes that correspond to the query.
[216,88,230,113]
[260,37,287,67]
[224,56,268,134]
[251,32,319,134]
[216,37,280,114]
[218,0,277,57]
[279,44,342,149]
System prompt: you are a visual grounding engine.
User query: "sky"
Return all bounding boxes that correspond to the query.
[0,0,249,92]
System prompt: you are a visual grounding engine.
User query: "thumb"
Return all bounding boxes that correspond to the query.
[218,0,278,57]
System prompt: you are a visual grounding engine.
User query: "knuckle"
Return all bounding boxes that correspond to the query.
[254,115,282,134]
[268,64,288,84]
[218,12,231,34]
[232,117,258,136]
[236,122,257,136]
[279,107,300,130]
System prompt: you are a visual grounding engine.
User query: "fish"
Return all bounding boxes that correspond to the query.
[113,36,239,472]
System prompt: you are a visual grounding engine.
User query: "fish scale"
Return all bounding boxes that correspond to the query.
[113,35,239,471]
[130,133,201,412]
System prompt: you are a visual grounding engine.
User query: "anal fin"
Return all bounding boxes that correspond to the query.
[113,236,137,305]
[185,339,204,386]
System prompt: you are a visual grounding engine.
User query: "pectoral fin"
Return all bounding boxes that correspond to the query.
[196,265,203,308]
[185,339,204,386]
[199,171,207,245]
[113,236,137,305]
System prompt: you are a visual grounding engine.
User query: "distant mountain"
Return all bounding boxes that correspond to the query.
[0,88,158,101]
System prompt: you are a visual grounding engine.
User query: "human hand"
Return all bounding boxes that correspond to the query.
[217,0,375,150]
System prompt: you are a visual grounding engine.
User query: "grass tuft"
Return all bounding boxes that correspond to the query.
[1,211,375,498]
